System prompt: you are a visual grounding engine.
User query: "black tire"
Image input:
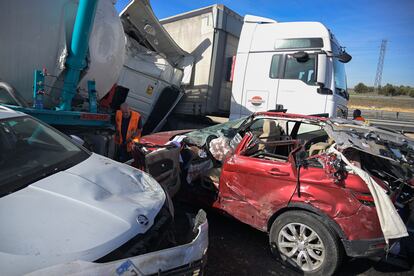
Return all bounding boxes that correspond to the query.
[269,211,343,276]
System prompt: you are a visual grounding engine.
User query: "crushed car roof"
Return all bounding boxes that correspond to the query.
[325,118,414,163]
[247,113,413,164]
[255,111,328,121]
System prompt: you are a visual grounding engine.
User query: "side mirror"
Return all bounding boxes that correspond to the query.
[317,87,333,95]
[296,150,308,167]
[338,52,352,63]
[70,135,85,146]
[316,54,333,94]
[292,51,309,62]
[316,54,327,86]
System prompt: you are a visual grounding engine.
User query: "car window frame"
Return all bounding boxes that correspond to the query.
[269,54,283,79]
[235,133,295,164]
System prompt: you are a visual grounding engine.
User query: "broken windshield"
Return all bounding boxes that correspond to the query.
[185,116,248,146]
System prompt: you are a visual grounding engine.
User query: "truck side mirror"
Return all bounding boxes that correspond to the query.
[316,54,327,86]
[338,52,352,63]
[316,54,333,95]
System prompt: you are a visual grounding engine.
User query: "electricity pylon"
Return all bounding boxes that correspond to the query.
[374,39,387,91]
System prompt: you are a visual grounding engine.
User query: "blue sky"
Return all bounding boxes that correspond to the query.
[116,0,414,87]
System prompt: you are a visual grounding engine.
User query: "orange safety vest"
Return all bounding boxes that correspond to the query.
[354,116,366,122]
[115,110,141,152]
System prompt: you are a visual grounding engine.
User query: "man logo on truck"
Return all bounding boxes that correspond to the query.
[249,96,265,106]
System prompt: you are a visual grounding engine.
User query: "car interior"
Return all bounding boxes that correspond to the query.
[136,117,335,198]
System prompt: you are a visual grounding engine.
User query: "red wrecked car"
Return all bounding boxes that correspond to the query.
[135,112,414,275]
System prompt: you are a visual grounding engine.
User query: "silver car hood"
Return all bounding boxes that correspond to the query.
[0,153,165,276]
[325,118,414,163]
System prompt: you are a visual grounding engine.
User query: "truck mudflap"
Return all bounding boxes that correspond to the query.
[26,210,208,276]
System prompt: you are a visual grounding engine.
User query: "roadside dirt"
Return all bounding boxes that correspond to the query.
[350,105,414,113]
[349,95,414,113]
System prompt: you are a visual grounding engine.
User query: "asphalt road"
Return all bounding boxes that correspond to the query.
[204,209,414,276]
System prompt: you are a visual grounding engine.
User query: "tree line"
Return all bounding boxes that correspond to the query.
[353,82,414,97]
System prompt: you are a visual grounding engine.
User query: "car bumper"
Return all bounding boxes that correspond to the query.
[342,238,388,258]
[27,211,208,276]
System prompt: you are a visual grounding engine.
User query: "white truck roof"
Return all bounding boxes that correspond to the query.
[120,0,191,67]
[244,14,277,23]
[238,15,334,53]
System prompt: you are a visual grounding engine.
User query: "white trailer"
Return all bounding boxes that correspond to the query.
[161,5,243,117]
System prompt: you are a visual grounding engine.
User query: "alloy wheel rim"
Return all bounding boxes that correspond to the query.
[277,222,325,272]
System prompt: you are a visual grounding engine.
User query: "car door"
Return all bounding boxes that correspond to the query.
[141,146,181,197]
[218,133,298,231]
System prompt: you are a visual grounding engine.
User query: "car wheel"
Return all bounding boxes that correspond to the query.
[269,211,342,276]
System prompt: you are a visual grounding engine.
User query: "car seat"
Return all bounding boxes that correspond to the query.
[259,120,283,151]
[308,138,335,156]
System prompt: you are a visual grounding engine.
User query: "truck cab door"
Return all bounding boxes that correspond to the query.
[240,53,281,116]
[276,54,328,115]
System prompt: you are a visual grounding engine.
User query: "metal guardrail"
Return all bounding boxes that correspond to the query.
[349,109,414,133]
[350,109,414,122]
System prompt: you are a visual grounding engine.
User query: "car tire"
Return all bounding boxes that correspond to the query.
[269,211,343,276]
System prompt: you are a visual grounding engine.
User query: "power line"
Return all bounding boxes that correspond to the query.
[374,39,387,90]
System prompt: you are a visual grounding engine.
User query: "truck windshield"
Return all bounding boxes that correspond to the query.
[333,58,348,99]
[0,116,89,197]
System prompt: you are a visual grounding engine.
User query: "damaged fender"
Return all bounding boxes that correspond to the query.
[329,146,408,243]
[27,211,208,276]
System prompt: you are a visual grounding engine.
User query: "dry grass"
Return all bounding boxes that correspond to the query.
[349,94,414,113]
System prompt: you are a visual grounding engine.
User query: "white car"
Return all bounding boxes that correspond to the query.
[0,106,208,275]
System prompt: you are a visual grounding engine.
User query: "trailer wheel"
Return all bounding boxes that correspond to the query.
[269,211,343,276]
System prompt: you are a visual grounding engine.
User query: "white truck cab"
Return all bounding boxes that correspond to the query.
[230,15,351,120]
